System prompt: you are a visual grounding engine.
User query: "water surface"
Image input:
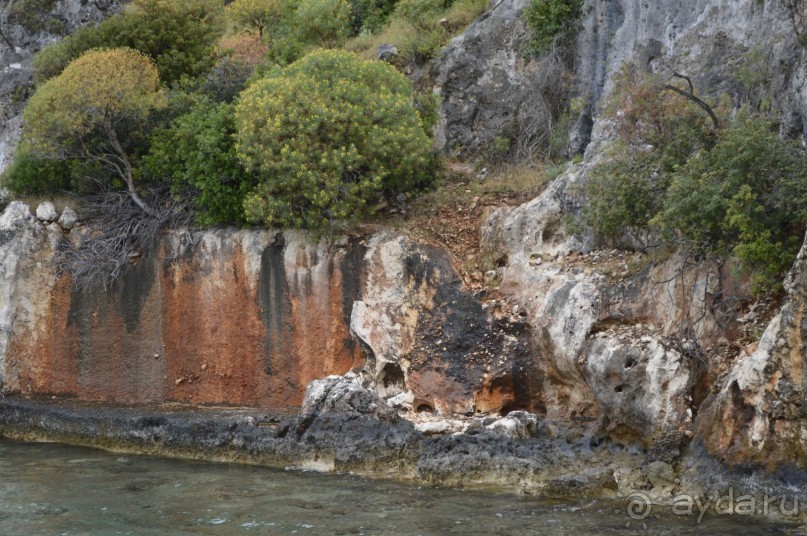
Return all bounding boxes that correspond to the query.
[0,439,800,535]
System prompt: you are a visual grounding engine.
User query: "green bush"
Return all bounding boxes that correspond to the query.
[654,114,807,293]
[349,0,400,34]
[394,0,443,30]
[583,83,807,295]
[235,49,433,229]
[296,0,352,47]
[141,100,256,226]
[201,57,255,103]
[33,22,115,82]
[391,0,446,60]
[524,0,583,56]
[581,64,715,241]
[33,0,225,84]
[267,32,310,66]
[580,62,807,294]
[345,0,485,64]
[581,143,663,240]
[0,145,71,195]
[226,0,279,37]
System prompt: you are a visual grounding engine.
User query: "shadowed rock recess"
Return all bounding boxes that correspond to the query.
[4,0,807,520]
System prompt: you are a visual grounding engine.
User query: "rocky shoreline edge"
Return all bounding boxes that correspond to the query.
[1,374,806,525]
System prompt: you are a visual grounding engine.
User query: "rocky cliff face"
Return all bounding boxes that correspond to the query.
[3,0,807,508]
[695,231,807,469]
[0,202,526,415]
[436,0,807,158]
[430,0,807,496]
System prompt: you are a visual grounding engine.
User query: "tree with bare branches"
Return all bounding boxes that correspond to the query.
[22,47,166,215]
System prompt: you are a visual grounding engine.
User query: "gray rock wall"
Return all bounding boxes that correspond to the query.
[0,0,121,173]
[435,0,807,156]
[470,0,807,480]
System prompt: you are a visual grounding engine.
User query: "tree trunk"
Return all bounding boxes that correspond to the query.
[105,124,155,216]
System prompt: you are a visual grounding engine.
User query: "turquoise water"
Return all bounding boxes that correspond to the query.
[0,439,801,535]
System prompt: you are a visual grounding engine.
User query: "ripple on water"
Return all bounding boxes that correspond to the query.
[0,439,800,535]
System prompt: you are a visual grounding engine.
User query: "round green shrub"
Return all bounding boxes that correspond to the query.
[0,145,71,195]
[141,99,256,226]
[235,49,433,229]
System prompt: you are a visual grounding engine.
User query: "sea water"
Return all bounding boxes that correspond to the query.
[0,439,800,535]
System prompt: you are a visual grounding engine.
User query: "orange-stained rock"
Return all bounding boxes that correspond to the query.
[1,223,368,410]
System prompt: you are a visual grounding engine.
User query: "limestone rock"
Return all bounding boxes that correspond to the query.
[301,373,398,421]
[386,390,414,410]
[349,232,527,415]
[57,207,78,230]
[296,374,419,471]
[377,44,398,62]
[582,333,693,442]
[433,0,552,155]
[485,410,539,438]
[695,230,807,468]
[35,202,58,223]
[416,421,452,436]
[0,202,51,391]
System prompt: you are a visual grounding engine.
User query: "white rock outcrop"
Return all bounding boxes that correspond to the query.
[35,202,58,223]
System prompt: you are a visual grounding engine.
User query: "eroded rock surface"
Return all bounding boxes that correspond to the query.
[696,231,807,469]
[350,232,530,415]
[0,208,531,416]
[434,0,573,156]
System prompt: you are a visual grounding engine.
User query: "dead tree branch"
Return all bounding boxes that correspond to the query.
[56,187,193,292]
[659,70,720,131]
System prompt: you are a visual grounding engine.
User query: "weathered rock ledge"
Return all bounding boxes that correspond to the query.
[0,396,649,497]
[2,375,806,523]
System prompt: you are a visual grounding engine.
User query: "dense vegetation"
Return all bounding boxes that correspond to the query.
[236,50,432,228]
[4,0,441,230]
[3,0,806,297]
[580,64,807,294]
[33,0,226,84]
[524,0,583,55]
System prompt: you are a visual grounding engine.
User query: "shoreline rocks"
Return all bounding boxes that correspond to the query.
[0,390,804,523]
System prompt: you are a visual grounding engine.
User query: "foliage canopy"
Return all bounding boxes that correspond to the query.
[33,0,225,84]
[235,49,433,229]
[226,0,279,37]
[24,48,166,213]
[141,99,256,225]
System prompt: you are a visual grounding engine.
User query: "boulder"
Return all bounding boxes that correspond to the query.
[58,207,78,230]
[35,201,58,223]
[301,373,399,421]
[377,44,398,62]
[485,410,539,438]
